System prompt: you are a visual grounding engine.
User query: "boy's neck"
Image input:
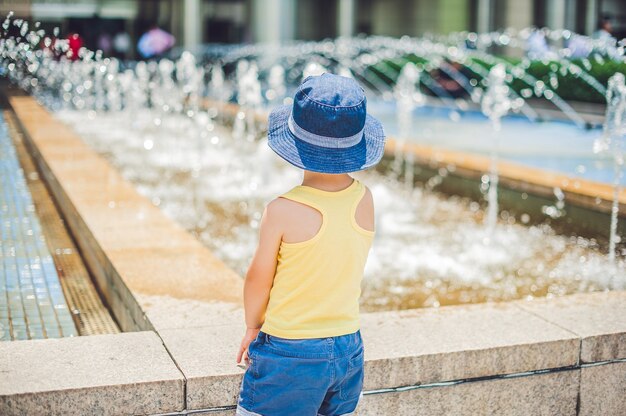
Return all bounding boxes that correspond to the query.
[301,171,354,192]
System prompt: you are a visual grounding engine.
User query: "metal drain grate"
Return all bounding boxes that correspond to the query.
[5,109,120,337]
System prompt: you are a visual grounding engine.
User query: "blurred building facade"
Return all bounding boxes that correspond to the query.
[1,0,624,57]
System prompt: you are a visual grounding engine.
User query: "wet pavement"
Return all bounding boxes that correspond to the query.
[0,113,77,340]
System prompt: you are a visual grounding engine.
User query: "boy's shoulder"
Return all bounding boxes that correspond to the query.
[266,196,296,213]
[265,182,323,218]
[360,183,374,206]
[266,193,311,216]
[266,183,305,210]
[263,195,315,234]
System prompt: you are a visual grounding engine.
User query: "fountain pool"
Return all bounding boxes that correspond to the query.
[54,107,625,311]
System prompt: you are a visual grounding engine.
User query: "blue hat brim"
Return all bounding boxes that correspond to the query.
[267,105,386,174]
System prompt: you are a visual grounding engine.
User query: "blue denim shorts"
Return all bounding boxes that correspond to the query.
[236,329,364,416]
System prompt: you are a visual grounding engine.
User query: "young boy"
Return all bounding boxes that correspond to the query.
[235,73,386,416]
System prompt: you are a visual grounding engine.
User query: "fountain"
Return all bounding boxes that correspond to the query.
[1,14,625,308]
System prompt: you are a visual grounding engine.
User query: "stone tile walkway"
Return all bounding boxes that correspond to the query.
[0,113,77,340]
[4,109,120,337]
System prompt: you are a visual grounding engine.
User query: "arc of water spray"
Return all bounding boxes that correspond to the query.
[392,62,424,191]
[477,53,586,128]
[481,63,511,234]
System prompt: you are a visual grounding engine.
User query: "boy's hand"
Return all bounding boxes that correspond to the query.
[236,327,261,367]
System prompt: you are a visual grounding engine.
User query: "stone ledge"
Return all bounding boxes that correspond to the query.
[184,369,581,416]
[513,291,626,363]
[0,332,185,415]
[353,369,580,416]
[155,298,584,409]
[136,294,245,332]
[359,301,579,389]
[392,140,626,213]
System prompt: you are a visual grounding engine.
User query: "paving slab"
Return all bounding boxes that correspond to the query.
[359,300,579,390]
[108,245,243,305]
[158,324,247,410]
[354,369,579,416]
[136,294,244,332]
[579,361,626,416]
[513,290,626,362]
[0,331,184,415]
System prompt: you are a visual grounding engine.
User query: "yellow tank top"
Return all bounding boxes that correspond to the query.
[260,178,374,339]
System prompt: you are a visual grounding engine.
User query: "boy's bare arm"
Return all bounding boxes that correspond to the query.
[237,200,283,365]
[244,201,283,328]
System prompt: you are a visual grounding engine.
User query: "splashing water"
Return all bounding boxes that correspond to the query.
[55,108,626,310]
[392,62,424,188]
[481,63,511,234]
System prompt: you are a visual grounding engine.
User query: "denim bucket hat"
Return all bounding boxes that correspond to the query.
[267,73,386,174]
